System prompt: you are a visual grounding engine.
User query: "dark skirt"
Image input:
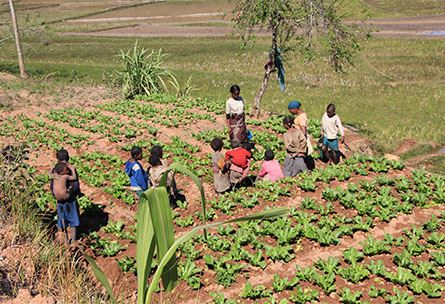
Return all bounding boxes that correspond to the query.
[228,113,247,147]
[283,156,308,177]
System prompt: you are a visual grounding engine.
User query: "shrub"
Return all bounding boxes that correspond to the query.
[113,42,174,99]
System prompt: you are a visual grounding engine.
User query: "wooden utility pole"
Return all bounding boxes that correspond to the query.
[8,0,28,79]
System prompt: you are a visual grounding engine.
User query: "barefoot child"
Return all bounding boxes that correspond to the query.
[258,149,284,182]
[210,137,230,194]
[50,148,80,198]
[321,103,345,164]
[51,161,80,244]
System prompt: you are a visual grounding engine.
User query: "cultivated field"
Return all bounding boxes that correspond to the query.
[0,1,444,303]
[0,92,444,303]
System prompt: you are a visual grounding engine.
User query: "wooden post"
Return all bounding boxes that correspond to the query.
[8,0,28,79]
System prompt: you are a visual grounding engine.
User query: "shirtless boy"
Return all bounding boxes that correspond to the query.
[51,162,80,244]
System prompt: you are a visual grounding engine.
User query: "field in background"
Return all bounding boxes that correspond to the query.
[0,0,444,172]
[0,1,445,303]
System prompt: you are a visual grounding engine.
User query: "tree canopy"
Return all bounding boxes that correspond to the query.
[231,0,364,116]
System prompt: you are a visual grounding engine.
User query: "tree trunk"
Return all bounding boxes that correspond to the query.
[251,65,273,118]
[251,23,277,118]
[8,0,28,79]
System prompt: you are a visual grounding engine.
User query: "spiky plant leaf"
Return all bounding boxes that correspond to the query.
[145,207,290,303]
[136,191,156,304]
[85,255,117,304]
[146,187,178,291]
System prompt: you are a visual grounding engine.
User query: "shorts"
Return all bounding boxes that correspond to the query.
[322,137,339,151]
[57,199,80,228]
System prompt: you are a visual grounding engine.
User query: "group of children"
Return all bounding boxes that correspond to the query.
[124,145,176,197]
[49,145,175,245]
[48,100,345,244]
[210,101,345,194]
[210,138,285,194]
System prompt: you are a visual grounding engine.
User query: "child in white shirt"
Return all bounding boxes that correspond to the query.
[321,103,345,164]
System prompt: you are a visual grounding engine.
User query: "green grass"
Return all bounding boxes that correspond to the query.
[2,34,444,151]
[400,144,435,160]
[363,0,445,18]
[418,155,445,176]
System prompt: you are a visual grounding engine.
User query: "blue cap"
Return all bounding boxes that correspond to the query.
[288,100,301,109]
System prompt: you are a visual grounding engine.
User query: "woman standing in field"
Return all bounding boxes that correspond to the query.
[226,85,247,147]
[287,100,308,136]
[287,100,315,166]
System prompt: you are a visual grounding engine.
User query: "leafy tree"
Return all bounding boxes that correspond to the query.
[232,0,364,117]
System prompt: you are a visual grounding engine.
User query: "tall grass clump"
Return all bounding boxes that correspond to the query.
[0,145,104,303]
[86,163,289,303]
[113,41,175,99]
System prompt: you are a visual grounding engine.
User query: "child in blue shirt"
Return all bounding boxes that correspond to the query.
[125,146,149,197]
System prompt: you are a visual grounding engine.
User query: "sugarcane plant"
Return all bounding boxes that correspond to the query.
[85,163,289,304]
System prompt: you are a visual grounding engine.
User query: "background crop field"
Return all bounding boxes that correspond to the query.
[0,0,444,172]
[0,1,445,303]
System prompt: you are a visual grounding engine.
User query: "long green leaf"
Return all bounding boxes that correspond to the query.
[147,187,178,291]
[136,191,156,304]
[160,163,208,238]
[145,207,290,303]
[85,255,117,304]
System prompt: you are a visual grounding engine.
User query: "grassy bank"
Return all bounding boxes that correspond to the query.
[0,147,104,303]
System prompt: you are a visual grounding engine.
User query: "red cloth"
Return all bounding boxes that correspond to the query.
[225,147,251,169]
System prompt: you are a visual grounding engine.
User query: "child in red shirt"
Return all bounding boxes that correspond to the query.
[225,142,252,168]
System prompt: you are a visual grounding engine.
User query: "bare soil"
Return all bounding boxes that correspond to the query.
[0,81,443,303]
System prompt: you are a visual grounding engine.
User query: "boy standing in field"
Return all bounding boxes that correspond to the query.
[51,161,80,244]
[210,137,231,194]
[149,154,169,188]
[50,148,81,244]
[321,103,345,164]
[125,146,149,197]
[51,149,80,198]
[148,153,178,206]
[287,100,308,136]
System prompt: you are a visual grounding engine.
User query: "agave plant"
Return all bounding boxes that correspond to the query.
[86,163,289,304]
[113,42,175,99]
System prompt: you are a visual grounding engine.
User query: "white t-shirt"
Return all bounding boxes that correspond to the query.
[226,97,244,115]
[321,113,345,139]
